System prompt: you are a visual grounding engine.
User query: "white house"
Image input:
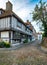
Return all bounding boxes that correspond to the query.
[0,1,32,46]
[37,33,42,40]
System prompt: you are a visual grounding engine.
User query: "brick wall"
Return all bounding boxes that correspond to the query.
[42,37,47,47]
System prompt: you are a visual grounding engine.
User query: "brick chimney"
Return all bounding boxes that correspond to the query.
[6,1,13,11]
[27,20,29,22]
[27,20,31,25]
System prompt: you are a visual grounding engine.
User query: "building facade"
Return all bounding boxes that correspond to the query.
[25,20,37,41]
[37,33,42,40]
[0,1,32,45]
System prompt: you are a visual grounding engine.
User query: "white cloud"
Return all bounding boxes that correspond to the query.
[12,0,34,21]
[0,0,34,21]
[0,0,7,9]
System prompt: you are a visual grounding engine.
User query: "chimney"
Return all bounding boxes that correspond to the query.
[6,1,13,11]
[27,20,31,24]
[27,20,29,22]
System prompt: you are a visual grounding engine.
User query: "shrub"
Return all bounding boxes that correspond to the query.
[0,41,5,48]
[23,38,28,43]
[4,42,10,48]
[0,41,10,48]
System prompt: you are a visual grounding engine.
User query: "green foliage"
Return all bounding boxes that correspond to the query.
[0,41,5,48]
[23,38,28,43]
[0,41,10,48]
[4,42,10,48]
[32,0,47,37]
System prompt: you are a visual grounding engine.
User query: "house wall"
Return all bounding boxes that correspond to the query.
[0,16,32,44]
[0,11,1,14]
[1,31,9,42]
[12,16,25,31]
[38,34,42,40]
[0,17,10,29]
[11,31,13,44]
[12,17,17,28]
[0,31,13,44]
[22,24,25,32]
[11,16,32,43]
[11,16,32,35]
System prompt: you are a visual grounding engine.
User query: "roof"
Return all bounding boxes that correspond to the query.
[25,21,31,25]
[37,33,42,34]
[0,9,26,25]
[25,21,33,31]
[0,8,5,12]
[0,10,12,18]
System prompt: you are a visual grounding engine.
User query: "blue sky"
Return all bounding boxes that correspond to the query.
[0,0,47,32]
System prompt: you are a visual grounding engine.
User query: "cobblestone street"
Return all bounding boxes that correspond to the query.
[0,40,47,65]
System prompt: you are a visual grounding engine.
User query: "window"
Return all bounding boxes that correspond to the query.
[17,21,22,28]
[0,11,1,14]
[25,27,27,31]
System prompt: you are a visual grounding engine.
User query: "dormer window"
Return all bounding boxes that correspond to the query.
[0,9,5,15]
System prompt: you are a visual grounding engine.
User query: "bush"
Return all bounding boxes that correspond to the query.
[0,41,10,48]
[23,38,28,43]
[4,42,10,48]
[0,41,5,48]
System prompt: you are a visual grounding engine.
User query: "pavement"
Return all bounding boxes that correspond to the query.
[31,40,47,54]
[0,39,47,54]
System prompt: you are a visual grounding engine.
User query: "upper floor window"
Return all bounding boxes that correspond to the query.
[27,28,28,31]
[17,21,22,28]
[25,27,27,31]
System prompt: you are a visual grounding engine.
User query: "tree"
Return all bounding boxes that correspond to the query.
[32,0,47,37]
